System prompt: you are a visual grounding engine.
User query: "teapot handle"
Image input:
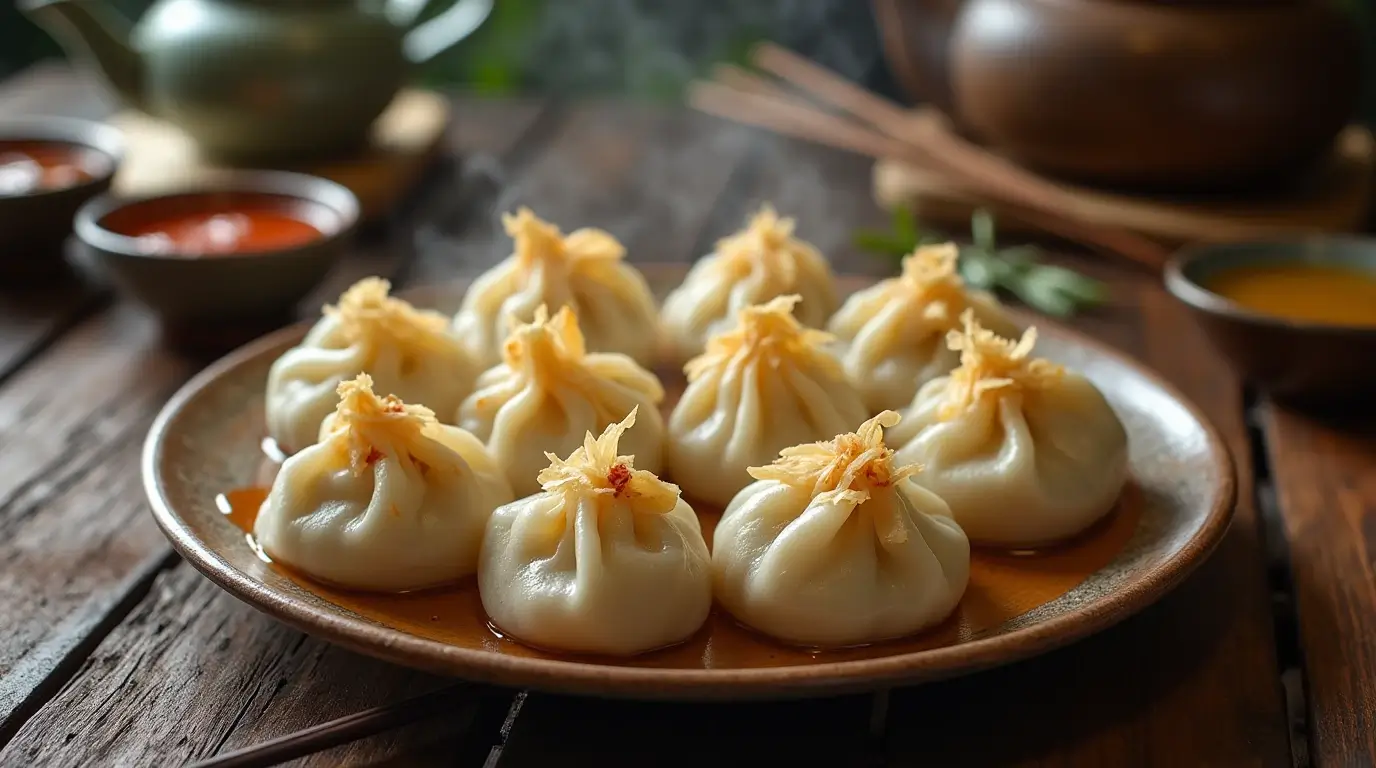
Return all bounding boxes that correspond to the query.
[401,0,494,65]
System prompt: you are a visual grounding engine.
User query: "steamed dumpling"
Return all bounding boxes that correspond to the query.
[827,243,1018,413]
[479,408,712,655]
[660,205,837,360]
[713,411,970,648]
[452,208,659,368]
[890,311,1129,546]
[255,375,514,592]
[667,295,868,507]
[266,277,477,454]
[458,305,664,497]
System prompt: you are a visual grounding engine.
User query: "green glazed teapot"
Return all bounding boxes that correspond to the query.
[21,0,492,162]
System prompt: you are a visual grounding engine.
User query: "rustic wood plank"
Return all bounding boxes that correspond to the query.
[1263,406,1376,765]
[2,566,481,766]
[0,305,192,739]
[0,90,549,760]
[881,277,1289,766]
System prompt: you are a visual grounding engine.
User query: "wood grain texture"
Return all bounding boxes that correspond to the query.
[0,305,193,739]
[0,87,551,763]
[0,285,102,384]
[3,566,477,766]
[1264,406,1376,765]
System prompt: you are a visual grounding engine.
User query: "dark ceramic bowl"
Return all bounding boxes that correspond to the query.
[75,171,358,353]
[0,117,124,282]
[1165,238,1376,405]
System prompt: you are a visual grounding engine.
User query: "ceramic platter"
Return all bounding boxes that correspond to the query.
[142,269,1235,700]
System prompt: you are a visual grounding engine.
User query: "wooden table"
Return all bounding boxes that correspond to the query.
[0,63,1371,767]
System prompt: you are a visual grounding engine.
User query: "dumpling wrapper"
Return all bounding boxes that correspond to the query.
[458,304,665,497]
[667,294,868,507]
[452,208,659,368]
[255,374,514,592]
[890,311,1129,546]
[827,244,1019,413]
[713,411,970,648]
[266,277,477,454]
[479,408,712,656]
[660,205,838,361]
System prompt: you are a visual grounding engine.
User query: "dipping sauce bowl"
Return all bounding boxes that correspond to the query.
[1165,238,1376,406]
[0,117,124,282]
[75,171,359,353]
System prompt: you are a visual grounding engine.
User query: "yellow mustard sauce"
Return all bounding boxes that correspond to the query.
[1206,263,1376,327]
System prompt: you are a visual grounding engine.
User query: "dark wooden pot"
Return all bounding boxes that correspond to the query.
[873,0,965,116]
[946,0,1362,190]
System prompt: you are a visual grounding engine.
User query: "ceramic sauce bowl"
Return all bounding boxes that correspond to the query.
[0,117,124,282]
[75,171,358,353]
[1165,238,1376,406]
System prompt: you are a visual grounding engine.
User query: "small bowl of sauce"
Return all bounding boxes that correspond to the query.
[0,117,123,282]
[75,171,358,354]
[1166,238,1376,404]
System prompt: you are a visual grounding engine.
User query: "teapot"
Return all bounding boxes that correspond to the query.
[22,0,492,162]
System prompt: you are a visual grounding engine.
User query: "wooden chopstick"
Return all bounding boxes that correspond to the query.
[750,43,1076,209]
[185,685,479,768]
[690,73,1170,268]
[744,44,1171,268]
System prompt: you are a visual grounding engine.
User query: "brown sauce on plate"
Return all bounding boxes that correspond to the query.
[217,481,1141,668]
[1206,263,1376,327]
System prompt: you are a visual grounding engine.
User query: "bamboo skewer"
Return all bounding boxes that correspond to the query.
[750,44,1090,217]
[689,44,1172,269]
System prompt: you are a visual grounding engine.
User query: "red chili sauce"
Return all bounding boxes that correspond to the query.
[99,191,333,257]
[0,140,110,196]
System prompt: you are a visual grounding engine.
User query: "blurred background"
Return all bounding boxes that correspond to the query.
[1,0,908,104]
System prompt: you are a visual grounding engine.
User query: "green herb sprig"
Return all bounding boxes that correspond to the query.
[853,208,1107,317]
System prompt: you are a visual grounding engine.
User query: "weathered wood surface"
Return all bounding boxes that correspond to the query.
[0,67,542,761]
[0,62,1343,767]
[1264,406,1376,766]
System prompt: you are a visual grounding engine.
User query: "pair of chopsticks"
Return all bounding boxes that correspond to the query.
[687,44,1171,270]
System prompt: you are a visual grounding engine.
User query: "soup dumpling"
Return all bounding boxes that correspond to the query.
[667,294,868,507]
[452,208,659,368]
[713,411,970,648]
[480,408,712,655]
[458,304,665,497]
[827,243,1018,413]
[255,374,514,592]
[889,311,1129,546]
[660,204,837,361]
[266,277,477,454]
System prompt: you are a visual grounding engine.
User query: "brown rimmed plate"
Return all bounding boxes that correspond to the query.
[142,269,1235,700]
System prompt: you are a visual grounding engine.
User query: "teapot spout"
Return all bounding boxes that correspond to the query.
[20,0,145,112]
